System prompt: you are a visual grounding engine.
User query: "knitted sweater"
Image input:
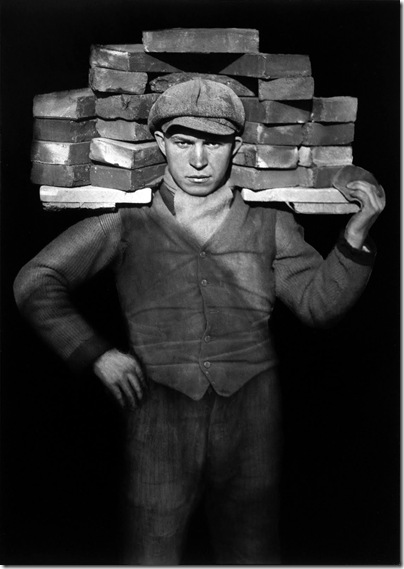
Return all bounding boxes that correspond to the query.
[14,187,375,400]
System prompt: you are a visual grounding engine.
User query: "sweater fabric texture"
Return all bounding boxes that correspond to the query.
[14,184,375,400]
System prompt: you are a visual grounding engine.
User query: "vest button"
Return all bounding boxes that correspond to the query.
[203,361,211,369]
[204,335,211,343]
[200,251,207,258]
[201,279,208,287]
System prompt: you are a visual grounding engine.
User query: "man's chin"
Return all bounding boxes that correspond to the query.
[180,181,218,196]
[178,175,231,196]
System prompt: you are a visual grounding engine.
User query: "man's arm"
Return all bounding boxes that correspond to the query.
[14,212,145,408]
[273,180,385,327]
[343,180,386,250]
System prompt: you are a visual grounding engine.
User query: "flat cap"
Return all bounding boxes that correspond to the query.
[148,78,245,136]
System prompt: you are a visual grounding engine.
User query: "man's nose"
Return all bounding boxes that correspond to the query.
[190,143,208,169]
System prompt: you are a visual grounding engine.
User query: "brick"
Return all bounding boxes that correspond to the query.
[242,122,304,145]
[233,144,298,169]
[33,118,98,142]
[241,187,352,203]
[90,44,183,73]
[218,53,311,78]
[230,165,311,190]
[33,88,96,119]
[149,73,256,97]
[143,28,259,54]
[31,163,91,187]
[258,77,314,100]
[311,97,358,122]
[90,138,164,169]
[303,123,355,146]
[90,163,166,191]
[291,203,359,214]
[89,67,148,94]
[242,98,311,124]
[298,146,353,167]
[91,45,266,75]
[96,94,159,120]
[40,185,153,204]
[306,166,344,188]
[43,202,117,211]
[31,141,90,165]
[96,119,153,142]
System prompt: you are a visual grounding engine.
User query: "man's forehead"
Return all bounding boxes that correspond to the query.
[165,126,234,142]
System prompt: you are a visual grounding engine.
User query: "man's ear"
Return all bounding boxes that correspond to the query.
[232,136,243,157]
[154,131,167,157]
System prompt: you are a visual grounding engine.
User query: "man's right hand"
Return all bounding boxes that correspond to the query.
[93,348,147,408]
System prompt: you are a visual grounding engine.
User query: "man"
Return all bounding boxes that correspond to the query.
[14,79,385,564]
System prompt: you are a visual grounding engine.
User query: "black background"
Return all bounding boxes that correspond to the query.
[1,0,400,564]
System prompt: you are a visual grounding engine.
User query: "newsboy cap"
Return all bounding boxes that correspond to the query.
[148,78,245,136]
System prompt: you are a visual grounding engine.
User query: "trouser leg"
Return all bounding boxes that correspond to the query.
[205,369,283,564]
[122,382,211,565]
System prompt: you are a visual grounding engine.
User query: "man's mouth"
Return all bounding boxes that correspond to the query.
[187,176,211,183]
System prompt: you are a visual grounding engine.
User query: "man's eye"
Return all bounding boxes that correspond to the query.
[205,142,221,148]
[174,140,191,148]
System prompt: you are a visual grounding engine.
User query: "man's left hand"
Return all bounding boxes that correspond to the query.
[343,180,386,250]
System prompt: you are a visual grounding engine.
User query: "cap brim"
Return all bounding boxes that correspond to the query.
[161,116,237,136]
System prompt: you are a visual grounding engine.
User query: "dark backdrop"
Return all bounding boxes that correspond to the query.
[1,0,400,564]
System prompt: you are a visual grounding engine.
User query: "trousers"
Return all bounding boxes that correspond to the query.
[123,368,282,565]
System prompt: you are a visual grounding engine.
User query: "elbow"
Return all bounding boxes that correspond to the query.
[13,261,41,313]
[301,308,344,330]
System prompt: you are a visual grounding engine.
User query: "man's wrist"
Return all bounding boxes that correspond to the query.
[336,231,376,265]
[344,228,366,251]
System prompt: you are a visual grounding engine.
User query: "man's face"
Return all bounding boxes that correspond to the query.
[155,126,242,196]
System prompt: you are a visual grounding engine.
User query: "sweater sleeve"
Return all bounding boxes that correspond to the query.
[273,208,375,328]
[13,213,123,373]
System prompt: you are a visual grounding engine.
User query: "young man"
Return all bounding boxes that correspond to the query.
[14,79,385,564]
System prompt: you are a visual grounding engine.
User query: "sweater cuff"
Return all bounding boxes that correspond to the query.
[66,335,114,375]
[336,232,376,266]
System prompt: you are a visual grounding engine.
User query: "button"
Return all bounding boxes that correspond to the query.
[203,361,211,369]
[200,251,207,258]
[204,335,211,343]
[201,279,208,287]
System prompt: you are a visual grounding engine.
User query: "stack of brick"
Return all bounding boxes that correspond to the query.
[32,28,360,214]
[88,53,165,192]
[31,88,97,187]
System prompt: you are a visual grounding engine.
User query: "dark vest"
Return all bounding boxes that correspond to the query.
[115,189,279,400]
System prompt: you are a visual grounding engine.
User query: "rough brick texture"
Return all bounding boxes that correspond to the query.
[241,187,351,203]
[143,28,259,54]
[233,144,298,169]
[90,138,164,169]
[303,123,355,146]
[31,141,91,165]
[90,44,183,73]
[40,185,153,204]
[33,118,98,142]
[311,97,358,122]
[90,163,166,191]
[96,119,153,142]
[218,53,311,78]
[33,89,96,119]
[89,67,148,94]
[95,94,159,120]
[258,77,314,101]
[149,73,256,97]
[292,203,358,214]
[242,122,304,145]
[298,146,353,167]
[230,165,311,190]
[242,98,311,124]
[31,163,91,187]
